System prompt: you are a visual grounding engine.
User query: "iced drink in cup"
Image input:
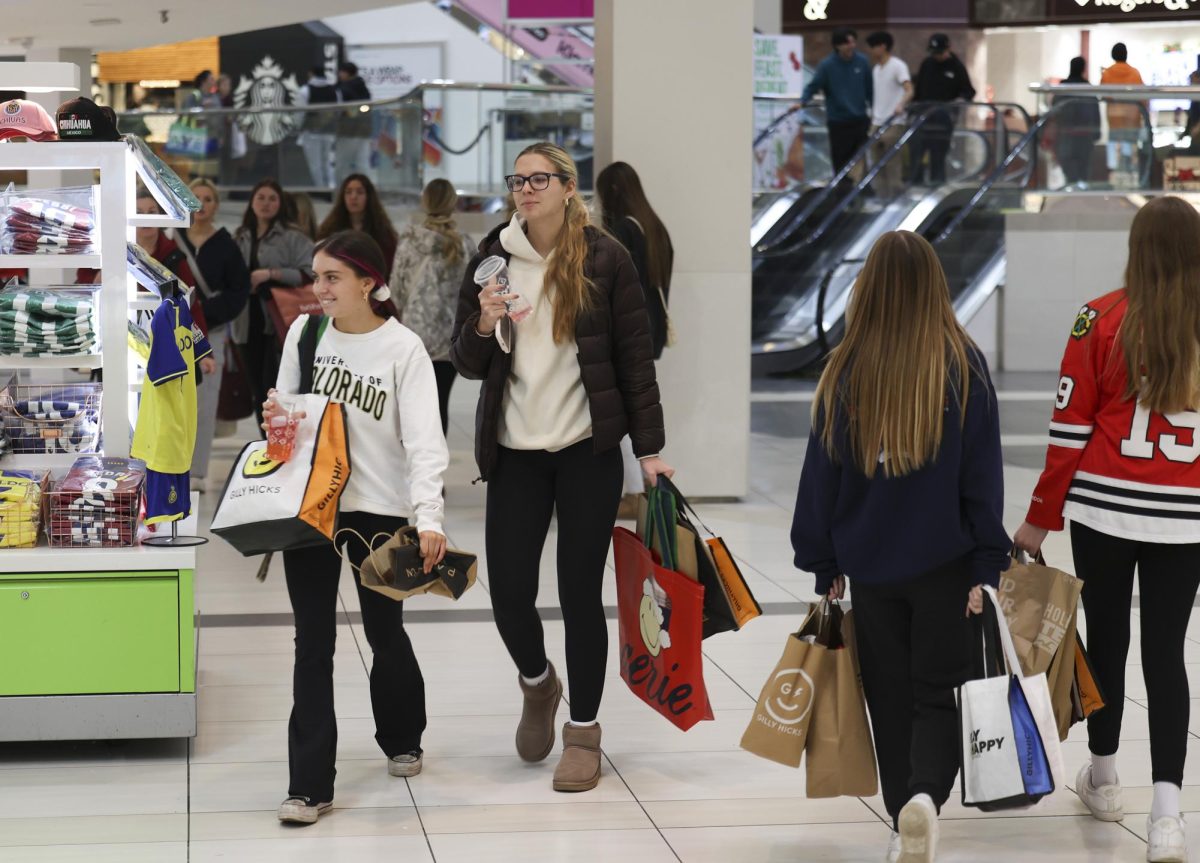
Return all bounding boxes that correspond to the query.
[266,399,300,462]
[474,255,532,323]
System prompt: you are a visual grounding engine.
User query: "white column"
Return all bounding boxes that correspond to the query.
[595,0,752,498]
[755,0,783,34]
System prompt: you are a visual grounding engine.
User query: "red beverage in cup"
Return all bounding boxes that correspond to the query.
[266,414,298,462]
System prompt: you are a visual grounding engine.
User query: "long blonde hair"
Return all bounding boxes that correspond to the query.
[517,142,593,344]
[421,178,464,265]
[814,231,974,478]
[1120,196,1200,414]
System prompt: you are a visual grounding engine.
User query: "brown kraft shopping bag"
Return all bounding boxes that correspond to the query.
[804,609,879,798]
[740,603,829,767]
[1043,607,1079,741]
[996,551,1082,676]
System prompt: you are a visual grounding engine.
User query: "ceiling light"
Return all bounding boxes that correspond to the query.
[89,18,121,26]
[138,79,181,89]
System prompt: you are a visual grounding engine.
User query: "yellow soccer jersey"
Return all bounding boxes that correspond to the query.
[131,296,212,473]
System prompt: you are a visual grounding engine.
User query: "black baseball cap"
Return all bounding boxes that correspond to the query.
[55,97,121,142]
[928,33,950,53]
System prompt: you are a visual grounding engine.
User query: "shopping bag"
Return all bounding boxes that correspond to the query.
[958,586,1063,811]
[336,524,478,602]
[614,525,714,732]
[996,549,1082,676]
[1043,607,1079,741]
[266,286,323,347]
[165,118,218,157]
[804,608,879,797]
[217,338,254,421]
[739,600,835,767]
[210,392,350,555]
[1074,631,1106,719]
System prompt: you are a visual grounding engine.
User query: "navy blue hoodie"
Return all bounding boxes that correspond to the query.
[791,349,1010,595]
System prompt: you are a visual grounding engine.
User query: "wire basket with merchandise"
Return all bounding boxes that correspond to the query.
[0,383,101,455]
[45,456,145,548]
[0,468,50,548]
[0,283,100,357]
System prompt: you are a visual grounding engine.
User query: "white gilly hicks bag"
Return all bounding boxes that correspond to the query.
[210,392,351,555]
[958,585,1065,811]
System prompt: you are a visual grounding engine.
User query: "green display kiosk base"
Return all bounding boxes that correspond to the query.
[0,546,197,741]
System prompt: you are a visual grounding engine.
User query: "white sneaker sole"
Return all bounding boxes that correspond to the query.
[277,801,332,824]
[1148,848,1186,863]
[898,804,936,863]
[388,757,423,778]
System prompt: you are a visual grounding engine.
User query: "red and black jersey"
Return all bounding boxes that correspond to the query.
[1027,288,1200,542]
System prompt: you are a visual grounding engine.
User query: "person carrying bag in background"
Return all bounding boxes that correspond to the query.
[450,143,671,794]
[267,230,449,826]
[1014,196,1200,863]
[791,231,1009,863]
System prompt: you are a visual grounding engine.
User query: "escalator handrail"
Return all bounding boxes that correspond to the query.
[756,101,1029,258]
[753,102,825,149]
[931,95,1152,245]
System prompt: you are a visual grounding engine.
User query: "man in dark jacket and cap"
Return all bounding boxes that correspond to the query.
[335,61,374,178]
[909,33,976,185]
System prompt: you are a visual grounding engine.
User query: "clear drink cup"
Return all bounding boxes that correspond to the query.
[474,255,532,323]
[266,399,300,462]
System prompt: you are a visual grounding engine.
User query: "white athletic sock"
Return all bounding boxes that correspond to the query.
[1091,754,1119,787]
[1152,781,1182,822]
[910,792,935,811]
[521,665,551,687]
[568,719,597,728]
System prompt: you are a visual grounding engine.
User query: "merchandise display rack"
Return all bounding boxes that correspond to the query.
[0,138,201,741]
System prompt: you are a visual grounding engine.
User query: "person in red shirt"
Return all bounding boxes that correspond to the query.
[1015,196,1199,863]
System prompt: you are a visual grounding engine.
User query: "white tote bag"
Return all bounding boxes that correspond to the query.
[958,586,1064,810]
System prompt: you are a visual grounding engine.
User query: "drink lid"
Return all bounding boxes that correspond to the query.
[473,255,507,285]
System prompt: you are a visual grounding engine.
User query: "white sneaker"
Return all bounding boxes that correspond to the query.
[1147,814,1187,863]
[388,750,423,778]
[1076,763,1124,822]
[898,795,938,863]
[886,830,902,862]
[277,796,332,824]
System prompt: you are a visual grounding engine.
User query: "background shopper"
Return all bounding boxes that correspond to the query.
[318,173,399,279]
[1100,43,1146,183]
[234,178,314,427]
[450,142,671,794]
[1053,56,1101,187]
[270,229,448,826]
[801,27,873,174]
[390,178,473,434]
[173,178,250,485]
[1014,196,1200,863]
[285,191,319,241]
[910,33,975,185]
[595,160,674,515]
[865,30,912,196]
[792,230,1008,863]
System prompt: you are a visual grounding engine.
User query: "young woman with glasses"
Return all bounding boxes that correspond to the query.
[451,143,671,793]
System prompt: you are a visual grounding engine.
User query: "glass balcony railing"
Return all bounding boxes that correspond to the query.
[116,82,593,199]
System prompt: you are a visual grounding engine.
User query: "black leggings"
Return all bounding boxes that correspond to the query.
[1071,521,1200,786]
[432,360,457,435]
[485,439,624,722]
[283,511,426,801]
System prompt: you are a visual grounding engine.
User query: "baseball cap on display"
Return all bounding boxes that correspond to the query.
[55,97,121,141]
[0,99,58,141]
[928,33,950,53]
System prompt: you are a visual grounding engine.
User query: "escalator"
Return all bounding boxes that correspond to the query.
[750,102,1033,374]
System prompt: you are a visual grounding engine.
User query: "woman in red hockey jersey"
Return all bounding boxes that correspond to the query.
[1015,195,1200,863]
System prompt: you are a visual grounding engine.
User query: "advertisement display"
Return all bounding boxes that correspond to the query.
[507,0,594,17]
[346,43,445,101]
[754,34,805,97]
[457,0,594,86]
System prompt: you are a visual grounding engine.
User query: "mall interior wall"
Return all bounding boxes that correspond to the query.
[594,0,752,499]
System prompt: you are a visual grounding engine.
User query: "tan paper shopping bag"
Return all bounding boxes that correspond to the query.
[996,551,1082,676]
[1043,607,1079,741]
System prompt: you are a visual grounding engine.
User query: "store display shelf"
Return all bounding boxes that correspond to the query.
[0,354,102,369]
[0,453,89,473]
[0,254,101,269]
[128,214,188,229]
[0,543,196,573]
[129,296,161,311]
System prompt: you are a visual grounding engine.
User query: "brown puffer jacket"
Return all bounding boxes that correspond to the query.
[450,222,665,481]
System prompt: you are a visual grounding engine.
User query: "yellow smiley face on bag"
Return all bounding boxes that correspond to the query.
[242,447,283,479]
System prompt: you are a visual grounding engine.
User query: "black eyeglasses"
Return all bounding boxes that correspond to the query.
[505,172,570,192]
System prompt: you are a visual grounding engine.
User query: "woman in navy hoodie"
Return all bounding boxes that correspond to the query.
[791,231,1009,863]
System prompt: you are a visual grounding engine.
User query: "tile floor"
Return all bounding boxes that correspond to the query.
[0,375,1189,861]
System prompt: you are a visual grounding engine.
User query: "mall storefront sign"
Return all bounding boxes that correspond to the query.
[974,0,1199,25]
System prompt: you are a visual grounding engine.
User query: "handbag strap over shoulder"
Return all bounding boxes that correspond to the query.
[297,315,330,395]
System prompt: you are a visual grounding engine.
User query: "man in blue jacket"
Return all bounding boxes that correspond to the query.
[801,28,874,174]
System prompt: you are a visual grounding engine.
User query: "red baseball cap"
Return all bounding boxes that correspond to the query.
[0,99,58,142]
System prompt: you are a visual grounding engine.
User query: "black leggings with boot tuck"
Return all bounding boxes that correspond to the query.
[486,439,624,723]
[284,511,426,802]
[851,555,976,827]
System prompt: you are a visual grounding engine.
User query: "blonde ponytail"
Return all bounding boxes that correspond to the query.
[420,178,465,266]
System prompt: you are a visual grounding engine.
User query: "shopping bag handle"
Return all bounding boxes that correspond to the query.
[333,528,406,579]
[1009,545,1047,566]
[657,475,716,538]
[981,585,1026,680]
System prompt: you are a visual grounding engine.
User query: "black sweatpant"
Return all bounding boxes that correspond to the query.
[1070,522,1200,786]
[243,298,281,430]
[432,360,457,435]
[284,511,426,801]
[827,118,871,174]
[486,439,624,722]
[851,556,975,826]
[909,122,953,185]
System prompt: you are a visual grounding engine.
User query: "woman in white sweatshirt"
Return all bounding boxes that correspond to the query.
[266,229,449,826]
[451,143,671,793]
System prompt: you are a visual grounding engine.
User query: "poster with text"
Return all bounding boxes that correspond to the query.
[347,43,445,101]
[754,35,805,98]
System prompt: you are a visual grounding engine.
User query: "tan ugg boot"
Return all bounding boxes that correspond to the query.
[552,722,602,792]
[516,662,562,762]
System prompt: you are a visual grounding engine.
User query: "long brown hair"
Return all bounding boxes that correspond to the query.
[238,178,286,237]
[421,178,464,265]
[596,161,673,295]
[814,231,974,478]
[318,173,398,251]
[1120,196,1200,414]
[517,142,593,344]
